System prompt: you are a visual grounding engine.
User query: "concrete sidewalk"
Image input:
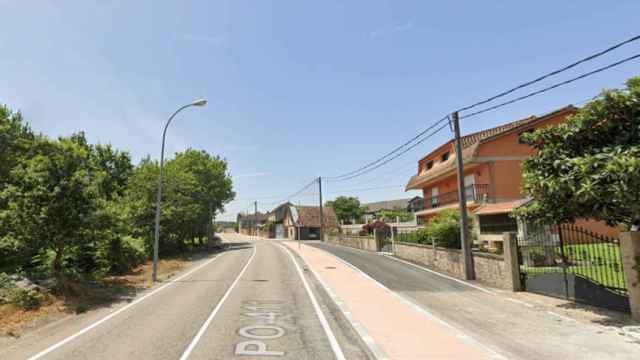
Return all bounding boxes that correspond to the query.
[285,242,504,360]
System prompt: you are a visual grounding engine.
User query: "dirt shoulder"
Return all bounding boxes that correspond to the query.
[0,251,215,339]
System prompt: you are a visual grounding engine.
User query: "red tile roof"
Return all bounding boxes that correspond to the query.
[406,105,577,191]
[296,206,338,228]
[473,199,528,215]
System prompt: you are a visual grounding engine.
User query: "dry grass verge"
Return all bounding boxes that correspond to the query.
[0,257,193,338]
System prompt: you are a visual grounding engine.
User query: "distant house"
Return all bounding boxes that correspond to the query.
[269,203,338,240]
[407,196,424,213]
[361,197,422,223]
[236,212,268,236]
[404,105,618,250]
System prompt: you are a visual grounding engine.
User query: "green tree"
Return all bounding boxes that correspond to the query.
[326,196,364,224]
[125,149,235,255]
[515,77,640,229]
[0,136,99,277]
[0,105,39,272]
[378,208,414,223]
[91,143,134,200]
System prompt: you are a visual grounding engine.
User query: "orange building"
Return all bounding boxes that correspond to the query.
[404,105,616,250]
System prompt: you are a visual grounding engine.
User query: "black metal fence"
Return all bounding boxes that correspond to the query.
[518,223,628,312]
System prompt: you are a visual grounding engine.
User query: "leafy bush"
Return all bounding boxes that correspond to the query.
[425,210,465,248]
[98,236,146,275]
[396,230,427,244]
[361,220,390,236]
[378,209,414,223]
[7,288,44,310]
[0,272,12,292]
[396,210,475,249]
[0,273,44,309]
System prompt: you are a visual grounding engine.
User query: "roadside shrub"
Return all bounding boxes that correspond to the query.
[426,210,463,248]
[396,230,427,244]
[0,272,11,290]
[399,210,475,249]
[0,273,44,309]
[97,236,146,275]
[361,220,390,236]
[7,288,44,310]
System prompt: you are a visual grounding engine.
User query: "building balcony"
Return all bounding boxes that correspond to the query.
[423,184,491,211]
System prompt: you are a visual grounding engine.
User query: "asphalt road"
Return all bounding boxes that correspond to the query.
[309,242,640,360]
[1,236,371,360]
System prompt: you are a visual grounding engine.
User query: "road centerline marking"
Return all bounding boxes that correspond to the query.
[27,251,226,360]
[279,243,346,360]
[179,245,257,360]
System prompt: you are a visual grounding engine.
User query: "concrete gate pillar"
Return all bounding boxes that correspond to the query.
[620,231,640,320]
[502,232,522,292]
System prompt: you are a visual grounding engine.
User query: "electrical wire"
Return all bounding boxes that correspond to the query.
[460,53,640,120]
[325,115,450,181]
[327,184,405,194]
[329,121,450,182]
[324,34,640,184]
[235,37,640,216]
[260,177,318,207]
[456,34,640,113]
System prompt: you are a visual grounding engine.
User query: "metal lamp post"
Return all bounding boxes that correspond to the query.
[152,99,207,282]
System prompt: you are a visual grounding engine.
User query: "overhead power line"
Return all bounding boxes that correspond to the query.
[238,35,640,216]
[327,184,405,194]
[325,115,450,181]
[460,53,640,120]
[324,34,640,184]
[329,121,450,182]
[456,34,640,113]
[261,177,318,207]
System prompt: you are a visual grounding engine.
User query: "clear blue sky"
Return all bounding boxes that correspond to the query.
[1,1,638,221]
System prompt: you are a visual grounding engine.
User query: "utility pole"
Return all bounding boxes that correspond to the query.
[318,177,325,241]
[254,200,258,239]
[451,111,475,280]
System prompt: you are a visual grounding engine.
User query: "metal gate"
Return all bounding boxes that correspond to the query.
[377,228,393,253]
[517,224,629,313]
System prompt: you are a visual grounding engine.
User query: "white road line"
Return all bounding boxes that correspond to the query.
[381,253,497,295]
[27,252,226,360]
[179,245,257,360]
[287,245,389,360]
[505,297,535,308]
[279,244,347,360]
[547,311,578,323]
[316,246,507,360]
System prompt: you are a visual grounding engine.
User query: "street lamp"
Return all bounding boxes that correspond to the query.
[152,99,207,282]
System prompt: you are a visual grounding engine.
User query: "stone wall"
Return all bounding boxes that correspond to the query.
[394,241,509,289]
[325,234,379,252]
[473,252,509,289]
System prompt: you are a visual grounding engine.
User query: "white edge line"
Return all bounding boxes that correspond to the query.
[314,245,508,360]
[547,311,578,323]
[505,297,535,308]
[381,253,497,295]
[27,252,226,360]
[280,243,390,360]
[279,244,346,360]
[179,245,257,360]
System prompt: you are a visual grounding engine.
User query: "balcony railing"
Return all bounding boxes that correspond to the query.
[423,184,491,210]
